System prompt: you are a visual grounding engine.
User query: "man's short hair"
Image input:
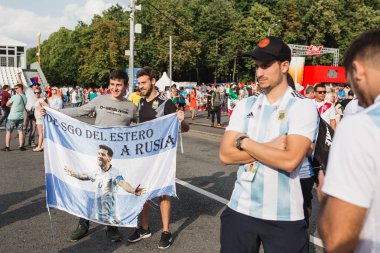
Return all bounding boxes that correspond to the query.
[99,144,113,157]
[137,66,157,80]
[344,29,380,72]
[109,69,129,86]
[305,85,315,94]
[3,85,9,90]
[15,84,24,90]
[314,83,326,91]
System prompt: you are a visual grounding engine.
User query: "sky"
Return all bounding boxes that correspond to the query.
[0,0,129,48]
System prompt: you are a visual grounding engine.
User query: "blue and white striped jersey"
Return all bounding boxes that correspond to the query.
[226,87,318,221]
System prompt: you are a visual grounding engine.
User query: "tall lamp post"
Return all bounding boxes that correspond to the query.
[37,32,41,66]
[267,19,281,36]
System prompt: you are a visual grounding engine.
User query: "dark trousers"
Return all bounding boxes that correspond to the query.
[27,119,36,145]
[207,103,211,118]
[0,106,10,126]
[211,105,221,124]
[220,207,309,253]
[300,177,314,228]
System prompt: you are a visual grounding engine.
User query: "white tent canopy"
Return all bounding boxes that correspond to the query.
[155,72,177,91]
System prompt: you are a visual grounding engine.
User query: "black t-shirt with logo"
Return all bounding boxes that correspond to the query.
[138,94,177,123]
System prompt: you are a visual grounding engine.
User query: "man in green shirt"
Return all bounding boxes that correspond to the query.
[2,84,27,151]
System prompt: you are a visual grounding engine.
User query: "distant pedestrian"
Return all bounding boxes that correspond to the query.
[1,84,28,151]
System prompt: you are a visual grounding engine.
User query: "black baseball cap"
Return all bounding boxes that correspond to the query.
[246,36,291,62]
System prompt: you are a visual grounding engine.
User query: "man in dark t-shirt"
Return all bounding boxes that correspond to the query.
[138,93,177,123]
[128,66,189,250]
[206,85,214,119]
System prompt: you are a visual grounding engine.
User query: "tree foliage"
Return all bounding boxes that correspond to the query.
[26,0,380,85]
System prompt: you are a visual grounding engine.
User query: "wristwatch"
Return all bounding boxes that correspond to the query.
[236,135,248,150]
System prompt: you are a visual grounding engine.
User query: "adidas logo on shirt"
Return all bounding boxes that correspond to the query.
[246,112,254,118]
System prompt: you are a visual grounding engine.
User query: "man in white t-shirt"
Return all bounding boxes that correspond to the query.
[317,29,380,253]
[71,88,78,107]
[219,36,318,253]
[314,83,336,130]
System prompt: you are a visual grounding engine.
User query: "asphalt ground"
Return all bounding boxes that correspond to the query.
[0,110,324,253]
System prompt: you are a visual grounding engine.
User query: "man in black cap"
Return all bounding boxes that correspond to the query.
[219,36,318,253]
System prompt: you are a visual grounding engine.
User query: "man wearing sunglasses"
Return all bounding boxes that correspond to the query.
[314,83,336,130]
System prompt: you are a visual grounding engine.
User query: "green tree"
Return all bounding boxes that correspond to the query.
[40,27,80,86]
[222,3,275,81]
[26,47,38,67]
[78,17,128,85]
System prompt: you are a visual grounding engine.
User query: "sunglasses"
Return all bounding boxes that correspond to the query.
[34,92,41,94]
[316,91,327,94]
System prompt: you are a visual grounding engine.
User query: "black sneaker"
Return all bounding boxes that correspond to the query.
[128,226,151,243]
[106,226,122,242]
[68,223,89,242]
[19,146,26,151]
[1,146,10,151]
[158,231,173,249]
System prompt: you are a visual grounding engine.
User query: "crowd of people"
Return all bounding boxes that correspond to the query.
[0,28,379,253]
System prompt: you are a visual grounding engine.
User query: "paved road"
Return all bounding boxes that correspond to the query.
[0,110,324,253]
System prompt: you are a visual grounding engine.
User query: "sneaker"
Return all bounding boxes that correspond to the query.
[1,146,10,151]
[217,124,222,127]
[68,223,89,242]
[106,226,122,243]
[128,226,152,243]
[19,146,26,151]
[158,231,173,249]
[33,147,43,152]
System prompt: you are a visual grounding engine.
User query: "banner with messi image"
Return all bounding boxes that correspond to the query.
[44,107,179,227]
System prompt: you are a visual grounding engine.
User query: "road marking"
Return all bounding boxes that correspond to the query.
[176,178,324,249]
[176,178,228,205]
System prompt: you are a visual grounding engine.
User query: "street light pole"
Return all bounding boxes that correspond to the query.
[128,0,136,94]
[267,19,281,36]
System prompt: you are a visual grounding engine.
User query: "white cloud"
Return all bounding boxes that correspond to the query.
[0,0,126,47]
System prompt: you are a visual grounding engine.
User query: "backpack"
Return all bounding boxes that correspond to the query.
[310,115,335,182]
[212,91,222,107]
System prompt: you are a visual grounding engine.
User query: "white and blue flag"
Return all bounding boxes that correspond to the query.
[44,107,179,227]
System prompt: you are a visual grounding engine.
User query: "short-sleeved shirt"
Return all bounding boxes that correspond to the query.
[138,94,177,123]
[71,91,78,103]
[315,100,336,125]
[323,95,380,253]
[226,87,318,221]
[8,94,27,120]
[336,89,346,99]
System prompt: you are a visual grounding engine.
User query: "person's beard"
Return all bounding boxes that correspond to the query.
[144,84,154,97]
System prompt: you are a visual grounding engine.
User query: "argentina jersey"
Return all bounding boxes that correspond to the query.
[226,87,318,221]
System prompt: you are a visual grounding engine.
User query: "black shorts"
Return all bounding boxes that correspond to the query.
[220,207,309,253]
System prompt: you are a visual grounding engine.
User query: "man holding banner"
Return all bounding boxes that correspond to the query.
[128,66,189,249]
[42,69,138,242]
